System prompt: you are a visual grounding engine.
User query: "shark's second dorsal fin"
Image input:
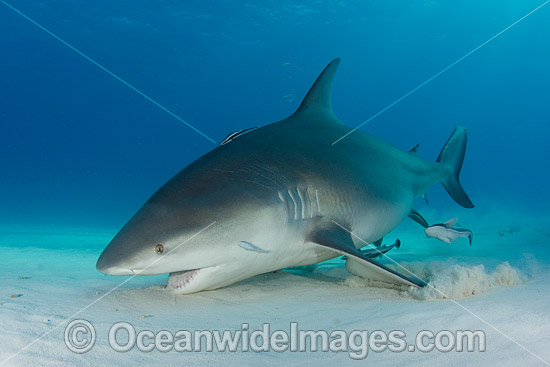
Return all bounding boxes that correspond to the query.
[292,58,341,120]
[409,144,420,154]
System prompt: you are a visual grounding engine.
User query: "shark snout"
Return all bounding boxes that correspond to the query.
[96,244,137,276]
[97,264,135,276]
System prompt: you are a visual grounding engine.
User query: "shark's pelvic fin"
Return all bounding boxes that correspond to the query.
[359,239,401,259]
[306,220,426,287]
[408,209,429,228]
[292,58,341,119]
[343,238,400,260]
[437,126,475,208]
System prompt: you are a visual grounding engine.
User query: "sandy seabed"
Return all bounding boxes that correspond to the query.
[1,213,549,367]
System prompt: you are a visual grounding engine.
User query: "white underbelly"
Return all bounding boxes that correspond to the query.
[349,198,412,247]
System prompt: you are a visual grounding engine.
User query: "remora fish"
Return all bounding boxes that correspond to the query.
[96,58,474,294]
[425,218,473,244]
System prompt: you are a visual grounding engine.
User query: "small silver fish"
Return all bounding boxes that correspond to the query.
[425,218,473,245]
[238,241,270,253]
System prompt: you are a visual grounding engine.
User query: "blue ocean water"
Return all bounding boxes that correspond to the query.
[1,0,548,231]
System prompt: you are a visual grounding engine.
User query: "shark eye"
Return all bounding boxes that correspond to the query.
[155,244,164,255]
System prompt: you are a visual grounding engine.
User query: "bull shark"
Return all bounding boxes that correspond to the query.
[96,58,474,294]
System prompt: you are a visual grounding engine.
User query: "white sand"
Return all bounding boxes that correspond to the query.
[1,215,549,366]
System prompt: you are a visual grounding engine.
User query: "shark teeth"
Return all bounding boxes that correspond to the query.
[167,265,220,292]
[168,269,200,290]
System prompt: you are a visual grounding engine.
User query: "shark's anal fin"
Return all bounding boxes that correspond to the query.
[408,209,429,228]
[307,221,426,287]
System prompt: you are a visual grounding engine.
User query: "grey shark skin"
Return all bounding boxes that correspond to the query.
[96,58,474,294]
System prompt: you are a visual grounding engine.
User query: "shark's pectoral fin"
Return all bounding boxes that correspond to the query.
[306,221,426,288]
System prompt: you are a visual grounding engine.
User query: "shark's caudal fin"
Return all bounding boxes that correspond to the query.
[437,126,474,208]
[292,58,341,119]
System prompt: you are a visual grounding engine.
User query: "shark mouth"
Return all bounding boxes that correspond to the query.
[167,265,220,294]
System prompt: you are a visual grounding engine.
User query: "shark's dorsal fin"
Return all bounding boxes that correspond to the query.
[409,144,420,154]
[292,58,341,119]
